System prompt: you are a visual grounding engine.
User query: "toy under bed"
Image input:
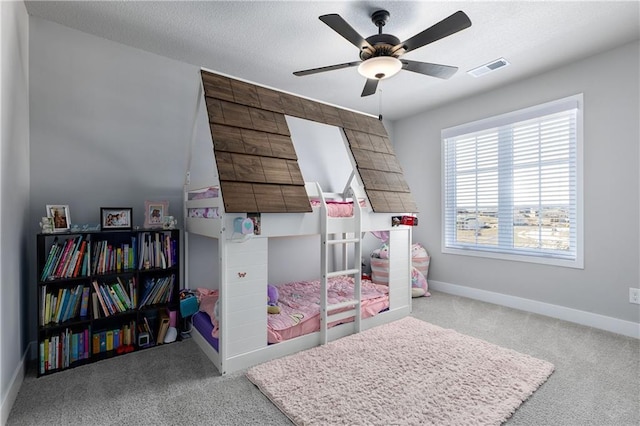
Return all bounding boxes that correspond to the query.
[192,276,389,348]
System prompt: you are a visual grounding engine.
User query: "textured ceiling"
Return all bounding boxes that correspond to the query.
[25,1,640,121]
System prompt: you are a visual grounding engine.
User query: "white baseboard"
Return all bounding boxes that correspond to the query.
[430,280,640,339]
[1,342,30,426]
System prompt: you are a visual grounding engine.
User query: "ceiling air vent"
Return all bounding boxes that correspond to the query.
[467,58,510,78]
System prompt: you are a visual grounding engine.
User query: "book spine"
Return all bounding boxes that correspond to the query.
[39,341,45,374]
[53,238,73,278]
[131,236,137,271]
[92,280,110,317]
[78,332,84,361]
[99,284,116,315]
[129,277,137,308]
[79,286,90,317]
[59,236,80,278]
[40,237,59,281]
[116,247,122,272]
[84,328,90,359]
[69,284,84,320]
[72,240,87,277]
[91,292,100,320]
[60,287,74,323]
[54,288,66,324]
[115,277,132,309]
[108,285,126,312]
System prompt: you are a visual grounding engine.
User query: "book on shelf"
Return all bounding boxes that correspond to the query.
[107,285,126,313]
[106,330,114,351]
[142,316,155,346]
[114,277,133,309]
[71,240,87,277]
[91,292,100,319]
[40,237,60,281]
[156,312,170,344]
[92,280,110,317]
[128,277,137,309]
[39,327,90,374]
[60,236,82,278]
[79,286,90,317]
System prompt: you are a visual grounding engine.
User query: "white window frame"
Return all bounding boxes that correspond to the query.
[441,94,584,268]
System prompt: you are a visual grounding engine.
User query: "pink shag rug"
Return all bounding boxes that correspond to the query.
[246,317,554,426]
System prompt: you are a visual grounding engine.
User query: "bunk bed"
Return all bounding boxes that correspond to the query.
[183,69,417,375]
[184,178,413,374]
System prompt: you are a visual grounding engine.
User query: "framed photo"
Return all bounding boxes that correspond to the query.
[46,205,71,232]
[145,200,169,228]
[101,207,133,230]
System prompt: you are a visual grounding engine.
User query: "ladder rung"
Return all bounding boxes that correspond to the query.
[327,308,358,324]
[326,238,360,245]
[326,299,359,312]
[326,269,360,278]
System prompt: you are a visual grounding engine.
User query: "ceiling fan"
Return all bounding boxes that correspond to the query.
[293,9,472,97]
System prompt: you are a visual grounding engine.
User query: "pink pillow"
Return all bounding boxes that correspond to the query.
[196,288,219,337]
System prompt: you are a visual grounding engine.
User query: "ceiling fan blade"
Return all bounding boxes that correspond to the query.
[319,14,374,52]
[293,61,361,77]
[361,78,379,97]
[401,10,471,53]
[402,60,458,79]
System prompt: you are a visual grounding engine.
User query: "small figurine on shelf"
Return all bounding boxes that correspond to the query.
[39,217,54,234]
[162,216,177,230]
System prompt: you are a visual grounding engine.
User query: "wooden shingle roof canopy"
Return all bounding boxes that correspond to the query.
[201,70,417,213]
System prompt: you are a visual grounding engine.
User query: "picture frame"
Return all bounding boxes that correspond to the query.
[144,200,169,228]
[100,207,133,230]
[46,205,71,232]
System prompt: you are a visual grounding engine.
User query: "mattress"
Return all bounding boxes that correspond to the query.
[192,311,219,351]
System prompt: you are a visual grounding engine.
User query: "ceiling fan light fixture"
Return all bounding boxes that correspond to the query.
[358,56,402,80]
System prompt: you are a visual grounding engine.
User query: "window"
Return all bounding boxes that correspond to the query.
[442,95,583,268]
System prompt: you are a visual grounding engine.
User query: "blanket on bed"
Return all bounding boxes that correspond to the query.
[267,276,389,343]
[197,277,389,344]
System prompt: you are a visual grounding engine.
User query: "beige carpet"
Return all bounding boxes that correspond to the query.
[247,317,554,426]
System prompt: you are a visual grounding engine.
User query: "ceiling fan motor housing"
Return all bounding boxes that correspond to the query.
[360,34,403,60]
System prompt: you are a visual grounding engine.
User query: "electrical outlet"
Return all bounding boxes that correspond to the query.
[630,288,640,305]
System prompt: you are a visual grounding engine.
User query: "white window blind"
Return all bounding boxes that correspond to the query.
[442,95,583,268]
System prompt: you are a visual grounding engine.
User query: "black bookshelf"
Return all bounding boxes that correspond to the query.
[35,228,180,377]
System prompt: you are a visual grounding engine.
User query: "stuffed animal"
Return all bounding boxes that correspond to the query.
[411,267,430,297]
[267,284,281,314]
[378,243,389,259]
[371,243,390,259]
[411,243,428,258]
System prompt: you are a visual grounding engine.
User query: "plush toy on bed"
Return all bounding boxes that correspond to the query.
[371,243,389,259]
[267,284,281,314]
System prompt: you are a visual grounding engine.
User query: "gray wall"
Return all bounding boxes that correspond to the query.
[394,41,640,325]
[28,17,199,341]
[1,1,30,423]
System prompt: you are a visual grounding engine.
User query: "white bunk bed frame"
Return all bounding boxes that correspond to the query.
[184,174,413,375]
[183,78,413,375]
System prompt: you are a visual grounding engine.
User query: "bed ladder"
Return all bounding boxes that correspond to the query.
[318,177,363,345]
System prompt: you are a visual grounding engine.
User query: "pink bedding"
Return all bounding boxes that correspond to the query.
[267,276,389,343]
[310,199,366,217]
